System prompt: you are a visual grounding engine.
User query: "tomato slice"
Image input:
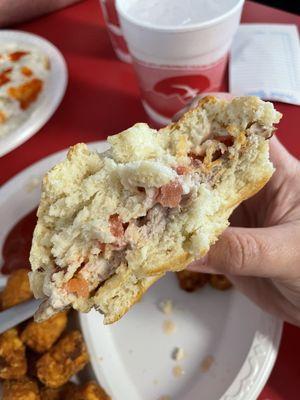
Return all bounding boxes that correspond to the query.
[157,181,183,208]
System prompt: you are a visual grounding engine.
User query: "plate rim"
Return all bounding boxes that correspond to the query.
[0,29,68,157]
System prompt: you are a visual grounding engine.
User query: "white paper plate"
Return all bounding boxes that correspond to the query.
[0,142,282,400]
[0,30,68,157]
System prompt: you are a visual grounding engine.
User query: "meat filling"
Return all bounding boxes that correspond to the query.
[51,132,245,308]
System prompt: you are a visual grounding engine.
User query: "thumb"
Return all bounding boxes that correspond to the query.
[188,224,300,279]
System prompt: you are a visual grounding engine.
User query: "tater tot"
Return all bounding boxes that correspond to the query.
[0,328,27,379]
[65,381,110,400]
[1,269,33,310]
[36,330,89,388]
[40,382,78,400]
[21,312,68,353]
[176,270,209,292]
[2,377,40,400]
[209,274,232,291]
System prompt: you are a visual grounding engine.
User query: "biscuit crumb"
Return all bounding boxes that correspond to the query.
[172,347,185,361]
[25,176,41,192]
[200,355,214,372]
[172,365,184,378]
[162,320,176,335]
[159,396,171,400]
[158,299,173,315]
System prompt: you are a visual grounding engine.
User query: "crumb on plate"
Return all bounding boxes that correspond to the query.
[172,347,185,361]
[200,355,214,372]
[162,320,176,335]
[172,365,184,378]
[158,299,173,315]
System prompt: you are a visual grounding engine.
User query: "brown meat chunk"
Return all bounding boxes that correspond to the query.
[176,270,209,292]
[36,330,89,388]
[2,377,40,400]
[21,312,68,353]
[209,274,232,291]
[69,381,110,400]
[1,269,33,310]
[0,328,27,379]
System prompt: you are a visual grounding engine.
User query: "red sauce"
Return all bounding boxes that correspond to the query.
[9,51,29,62]
[0,67,12,87]
[1,208,37,274]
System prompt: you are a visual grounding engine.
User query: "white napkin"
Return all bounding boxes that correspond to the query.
[230,24,300,105]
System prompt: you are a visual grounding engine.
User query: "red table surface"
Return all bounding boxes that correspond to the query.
[0,0,300,398]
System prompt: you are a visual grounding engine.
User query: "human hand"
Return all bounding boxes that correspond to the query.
[189,134,300,326]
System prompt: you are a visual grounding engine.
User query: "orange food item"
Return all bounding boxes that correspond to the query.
[65,278,89,298]
[8,78,43,110]
[175,166,189,175]
[109,214,125,238]
[0,67,12,86]
[21,66,33,77]
[0,110,6,123]
[9,51,29,61]
[157,181,183,208]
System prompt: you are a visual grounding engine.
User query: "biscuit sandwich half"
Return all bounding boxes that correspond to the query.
[29,96,281,323]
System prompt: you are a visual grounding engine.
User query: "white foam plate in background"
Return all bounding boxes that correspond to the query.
[0,30,68,157]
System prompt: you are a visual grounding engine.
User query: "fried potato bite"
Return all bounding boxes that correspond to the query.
[176,270,209,292]
[66,381,110,400]
[36,330,89,388]
[40,382,78,400]
[21,312,68,353]
[0,328,27,379]
[2,376,40,400]
[1,269,33,310]
[209,274,232,291]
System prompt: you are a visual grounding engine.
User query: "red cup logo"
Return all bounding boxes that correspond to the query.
[134,55,228,122]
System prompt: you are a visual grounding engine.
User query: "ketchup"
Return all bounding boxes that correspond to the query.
[1,208,37,274]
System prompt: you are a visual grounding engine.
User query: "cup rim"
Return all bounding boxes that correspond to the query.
[116,0,245,33]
